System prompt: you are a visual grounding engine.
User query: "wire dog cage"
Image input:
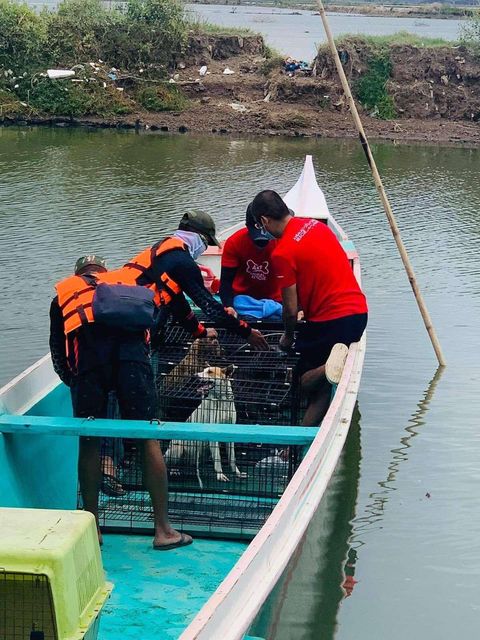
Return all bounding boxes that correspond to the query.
[95,324,308,539]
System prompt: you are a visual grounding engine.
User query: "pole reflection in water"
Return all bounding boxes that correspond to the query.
[250,407,362,640]
[349,367,444,550]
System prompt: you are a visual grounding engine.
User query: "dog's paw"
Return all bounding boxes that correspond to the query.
[170,468,181,477]
[217,473,230,482]
[236,471,248,479]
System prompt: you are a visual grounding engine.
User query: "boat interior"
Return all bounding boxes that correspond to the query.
[0,320,320,640]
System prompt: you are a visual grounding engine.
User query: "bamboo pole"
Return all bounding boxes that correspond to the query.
[315,0,446,367]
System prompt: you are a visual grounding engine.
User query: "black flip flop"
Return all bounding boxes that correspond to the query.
[153,533,193,551]
[101,473,127,497]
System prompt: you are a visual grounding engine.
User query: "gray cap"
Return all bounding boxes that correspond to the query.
[74,255,107,275]
[178,211,221,247]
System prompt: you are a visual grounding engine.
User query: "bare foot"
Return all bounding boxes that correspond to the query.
[153,529,193,551]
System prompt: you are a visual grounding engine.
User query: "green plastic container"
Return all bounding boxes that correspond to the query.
[0,508,112,640]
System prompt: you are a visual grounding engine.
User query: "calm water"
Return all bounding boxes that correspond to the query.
[1,128,480,638]
[186,3,464,60]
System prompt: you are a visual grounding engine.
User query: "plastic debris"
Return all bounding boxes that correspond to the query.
[168,78,176,84]
[229,103,248,113]
[223,67,234,75]
[47,69,75,80]
[103,82,107,88]
[20,102,27,107]
[173,73,180,80]
[199,65,208,76]
[178,62,186,69]
[108,72,117,81]
[116,87,124,92]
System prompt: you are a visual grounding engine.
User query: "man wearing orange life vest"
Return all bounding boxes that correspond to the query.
[50,254,196,551]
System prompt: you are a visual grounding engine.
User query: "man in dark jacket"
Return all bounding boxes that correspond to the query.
[50,255,196,550]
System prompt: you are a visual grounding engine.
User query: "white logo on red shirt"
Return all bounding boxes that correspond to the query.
[246,259,269,281]
[294,219,318,242]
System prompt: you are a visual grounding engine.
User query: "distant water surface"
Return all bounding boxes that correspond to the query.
[185,3,463,59]
[0,128,479,639]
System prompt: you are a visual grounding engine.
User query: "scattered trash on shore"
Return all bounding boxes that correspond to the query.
[229,103,248,113]
[47,69,75,80]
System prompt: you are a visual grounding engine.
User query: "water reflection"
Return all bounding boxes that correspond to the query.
[350,367,444,546]
[250,409,362,640]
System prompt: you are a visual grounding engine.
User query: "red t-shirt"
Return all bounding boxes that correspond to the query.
[272,217,367,322]
[222,228,282,302]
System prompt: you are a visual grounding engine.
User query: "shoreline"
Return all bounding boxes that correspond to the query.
[2,31,479,148]
[3,112,479,147]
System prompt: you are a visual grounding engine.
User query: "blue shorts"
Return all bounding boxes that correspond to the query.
[296,313,367,378]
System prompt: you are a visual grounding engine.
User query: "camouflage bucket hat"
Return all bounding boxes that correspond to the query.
[74,255,107,275]
[178,211,221,247]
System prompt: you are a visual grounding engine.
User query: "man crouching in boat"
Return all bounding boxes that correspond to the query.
[49,255,193,551]
[219,203,283,321]
[250,191,368,426]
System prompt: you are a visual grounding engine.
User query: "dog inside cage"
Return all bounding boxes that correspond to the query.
[94,324,307,538]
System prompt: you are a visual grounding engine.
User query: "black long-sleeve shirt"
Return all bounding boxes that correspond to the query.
[219,265,237,308]
[146,246,251,339]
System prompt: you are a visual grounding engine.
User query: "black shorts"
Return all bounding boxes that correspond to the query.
[70,361,157,421]
[295,313,368,379]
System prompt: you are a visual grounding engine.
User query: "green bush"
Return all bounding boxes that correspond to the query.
[24,78,132,117]
[354,53,397,119]
[460,10,480,54]
[124,0,188,68]
[0,0,47,70]
[45,0,126,66]
[137,84,187,111]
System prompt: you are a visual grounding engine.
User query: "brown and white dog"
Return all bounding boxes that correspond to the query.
[162,337,222,394]
[165,364,247,489]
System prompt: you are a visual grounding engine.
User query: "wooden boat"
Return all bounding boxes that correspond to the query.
[0,155,366,640]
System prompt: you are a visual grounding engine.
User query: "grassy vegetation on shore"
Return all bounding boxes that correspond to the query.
[317,28,477,119]
[0,0,189,118]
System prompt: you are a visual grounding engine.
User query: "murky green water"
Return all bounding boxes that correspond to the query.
[1,127,479,638]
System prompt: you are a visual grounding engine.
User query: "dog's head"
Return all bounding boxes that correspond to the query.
[197,364,236,380]
[196,364,236,396]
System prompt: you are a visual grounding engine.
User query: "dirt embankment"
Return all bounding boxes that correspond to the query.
[5,34,480,146]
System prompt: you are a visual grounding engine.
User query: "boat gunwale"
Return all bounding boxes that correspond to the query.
[179,255,365,640]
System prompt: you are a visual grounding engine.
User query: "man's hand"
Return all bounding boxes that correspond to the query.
[225,306,238,318]
[279,332,294,352]
[205,327,218,340]
[247,329,269,351]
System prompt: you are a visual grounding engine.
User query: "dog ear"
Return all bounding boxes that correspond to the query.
[223,363,236,377]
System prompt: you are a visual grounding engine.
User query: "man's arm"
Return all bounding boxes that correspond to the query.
[49,297,72,386]
[219,265,237,308]
[280,284,298,351]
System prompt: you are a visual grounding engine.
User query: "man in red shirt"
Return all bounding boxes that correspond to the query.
[251,190,368,426]
[220,204,282,317]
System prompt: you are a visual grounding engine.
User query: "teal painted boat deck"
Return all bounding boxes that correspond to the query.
[100,533,247,639]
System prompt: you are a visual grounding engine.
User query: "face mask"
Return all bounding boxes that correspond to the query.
[259,226,276,242]
[174,230,208,260]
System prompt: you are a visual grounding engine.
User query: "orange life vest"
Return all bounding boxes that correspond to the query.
[55,237,185,336]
